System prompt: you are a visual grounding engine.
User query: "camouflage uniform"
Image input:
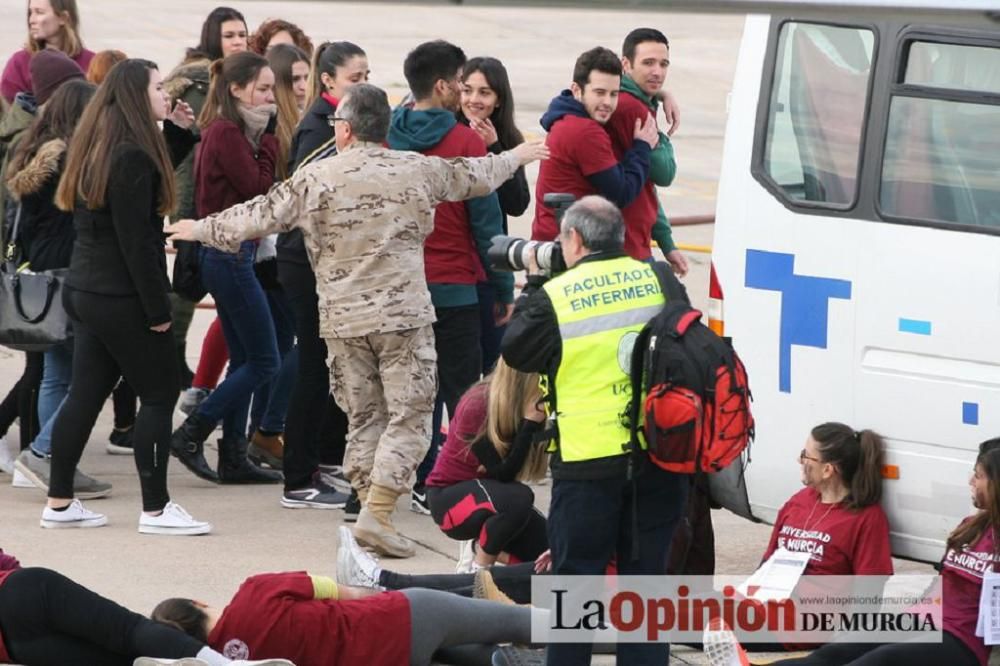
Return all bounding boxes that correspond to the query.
[191,141,522,494]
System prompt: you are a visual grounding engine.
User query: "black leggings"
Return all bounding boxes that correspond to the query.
[380,561,536,605]
[0,568,203,666]
[771,631,977,666]
[50,290,179,511]
[0,351,43,449]
[428,479,548,562]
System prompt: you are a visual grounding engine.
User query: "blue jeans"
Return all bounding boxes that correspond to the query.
[31,341,73,456]
[248,287,295,435]
[545,461,689,666]
[196,244,280,440]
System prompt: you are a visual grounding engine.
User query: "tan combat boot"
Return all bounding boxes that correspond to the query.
[353,484,415,558]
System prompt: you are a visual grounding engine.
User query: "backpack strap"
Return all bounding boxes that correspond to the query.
[650,260,691,306]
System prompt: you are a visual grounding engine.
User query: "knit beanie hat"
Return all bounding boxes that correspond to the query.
[30,49,85,105]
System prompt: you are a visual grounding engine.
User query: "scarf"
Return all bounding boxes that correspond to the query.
[236,101,276,150]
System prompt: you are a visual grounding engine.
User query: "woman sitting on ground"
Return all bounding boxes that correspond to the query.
[709,440,1000,666]
[152,571,539,666]
[424,359,550,571]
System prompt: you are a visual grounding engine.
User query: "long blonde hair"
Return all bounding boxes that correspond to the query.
[468,360,549,483]
[266,43,308,179]
[25,0,84,57]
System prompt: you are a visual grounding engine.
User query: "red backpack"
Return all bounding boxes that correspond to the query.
[627,264,754,474]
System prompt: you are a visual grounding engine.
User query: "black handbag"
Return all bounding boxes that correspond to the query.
[171,239,207,302]
[0,204,72,351]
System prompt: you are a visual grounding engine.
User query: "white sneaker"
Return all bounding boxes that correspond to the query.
[456,539,476,574]
[40,499,108,529]
[0,435,14,474]
[12,467,35,488]
[337,525,383,589]
[138,502,211,536]
[703,617,749,666]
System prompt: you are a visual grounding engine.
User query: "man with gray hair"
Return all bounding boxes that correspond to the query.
[167,83,549,558]
[502,194,689,665]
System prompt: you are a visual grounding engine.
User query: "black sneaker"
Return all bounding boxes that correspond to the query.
[282,480,349,509]
[106,427,134,455]
[410,483,431,515]
[343,488,361,522]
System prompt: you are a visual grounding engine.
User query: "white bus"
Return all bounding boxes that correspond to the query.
[700,1,1000,562]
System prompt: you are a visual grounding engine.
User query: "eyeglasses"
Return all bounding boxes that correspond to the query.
[799,449,822,464]
[328,116,350,127]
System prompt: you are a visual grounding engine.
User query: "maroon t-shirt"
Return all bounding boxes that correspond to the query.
[208,572,411,665]
[939,522,994,665]
[420,124,490,286]
[425,383,488,487]
[762,487,893,576]
[531,115,618,242]
[604,91,659,261]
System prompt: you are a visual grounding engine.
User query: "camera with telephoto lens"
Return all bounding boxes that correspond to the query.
[486,193,575,274]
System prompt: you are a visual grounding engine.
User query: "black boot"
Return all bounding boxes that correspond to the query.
[218,437,283,484]
[169,413,219,482]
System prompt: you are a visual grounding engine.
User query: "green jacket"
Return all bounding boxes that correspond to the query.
[620,75,678,253]
[163,58,211,221]
[0,96,35,252]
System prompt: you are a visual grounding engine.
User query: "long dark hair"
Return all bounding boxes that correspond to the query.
[9,78,95,175]
[948,441,1000,557]
[460,57,524,150]
[306,41,366,108]
[811,422,885,510]
[186,6,246,62]
[151,598,209,643]
[55,59,175,215]
[198,51,270,132]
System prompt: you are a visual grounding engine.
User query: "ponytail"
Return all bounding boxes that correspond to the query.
[305,40,366,109]
[811,422,885,510]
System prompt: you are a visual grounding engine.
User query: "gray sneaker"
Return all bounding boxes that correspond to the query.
[15,449,113,500]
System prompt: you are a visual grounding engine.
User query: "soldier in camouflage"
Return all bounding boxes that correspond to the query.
[167,83,548,558]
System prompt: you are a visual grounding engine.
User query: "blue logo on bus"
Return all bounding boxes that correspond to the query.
[745,250,852,393]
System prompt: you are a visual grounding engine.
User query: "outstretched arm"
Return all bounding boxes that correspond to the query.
[166,172,316,252]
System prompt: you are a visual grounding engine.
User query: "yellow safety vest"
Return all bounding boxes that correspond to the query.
[542,256,664,463]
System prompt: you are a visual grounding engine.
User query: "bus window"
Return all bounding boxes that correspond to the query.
[763,23,875,206]
[880,41,1000,229]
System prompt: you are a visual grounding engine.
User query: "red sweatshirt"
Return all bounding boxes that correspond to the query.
[195,119,279,218]
[604,90,659,261]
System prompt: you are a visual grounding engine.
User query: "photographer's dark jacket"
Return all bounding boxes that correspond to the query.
[68,121,196,327]
[502,253,683,480]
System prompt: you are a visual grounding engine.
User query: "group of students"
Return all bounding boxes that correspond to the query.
[0,1,548,537]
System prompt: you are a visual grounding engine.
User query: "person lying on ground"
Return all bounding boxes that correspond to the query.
[152,570,543,666]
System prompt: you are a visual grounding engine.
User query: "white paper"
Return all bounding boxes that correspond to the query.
[737,548,811,602]
[978,570,1000,644]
